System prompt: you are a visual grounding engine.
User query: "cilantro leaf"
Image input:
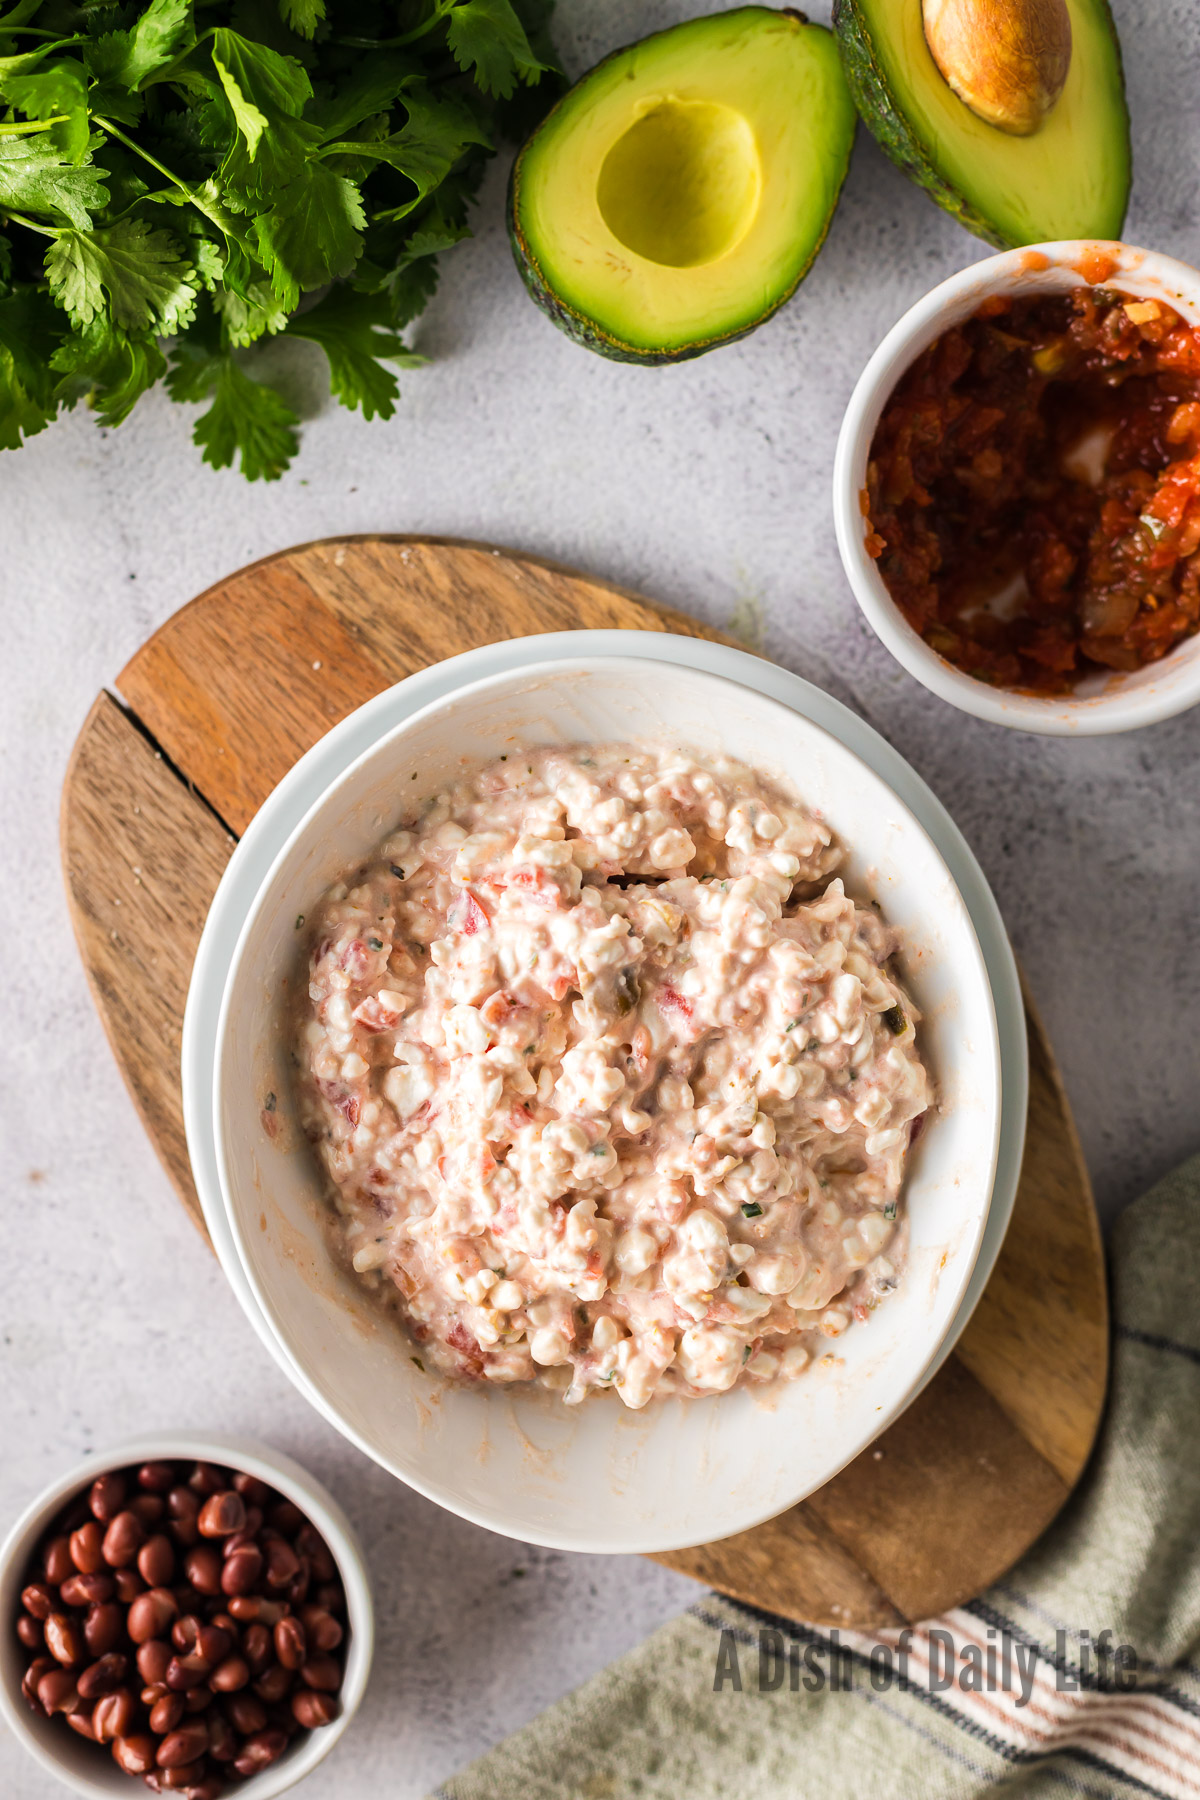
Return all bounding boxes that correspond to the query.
[167,339,298,480]
[310,53,421,142]
[188,233,225,292]
[1,60,90,162]
[0,46,54,83]
[212,29,319,200]
[46,219,197,333]
[215,277,287,346]
[86,0,195,93]
[51,319,166,425]
[278,0,325,40]
[194,364,298,481]
[254,158,364,306]
[285,286,421,420]
[0,230,11,295]
[211,27,310,157]
[0,285,59,448]
[378,254,439,329]
[321,84,489,205]
[445,0,548,100]
[0,133,108,228]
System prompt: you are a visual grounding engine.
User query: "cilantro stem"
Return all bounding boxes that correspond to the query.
[137,27,215,92]
[0,115,67,135]
[0,207,57,237]
[336,0,457,51]
[92,117,194,199]
[368,195,424,226]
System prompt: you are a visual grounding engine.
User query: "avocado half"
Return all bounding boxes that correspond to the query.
[508,7,857,364]
[833,0,1130,247]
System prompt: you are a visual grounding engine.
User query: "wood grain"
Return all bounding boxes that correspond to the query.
[61,694,234,1230]
[64,534,1109,1628]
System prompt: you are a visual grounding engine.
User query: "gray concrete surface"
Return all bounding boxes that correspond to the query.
[2,1,1198,1793]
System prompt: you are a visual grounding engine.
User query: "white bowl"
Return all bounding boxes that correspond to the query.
[834,240,1200,735]
[0,1434,374,1800]
[209,653,1007,1555]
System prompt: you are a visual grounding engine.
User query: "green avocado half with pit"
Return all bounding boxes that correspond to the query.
[508,7,857,364]
[833,0,1131,247]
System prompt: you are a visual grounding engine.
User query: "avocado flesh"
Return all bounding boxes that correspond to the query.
[510,7,856,363]
[835,0,1130,248]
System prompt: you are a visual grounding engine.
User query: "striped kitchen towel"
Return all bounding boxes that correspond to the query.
[434,1154,1200,1800]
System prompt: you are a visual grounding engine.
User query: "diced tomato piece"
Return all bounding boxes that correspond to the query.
[352,994,404,1033]
[450,891,490,936]
[495,867,559,909]
[656,984,694,1024]
[480,990,517,1027]
[341,939,377,981]
[446,1322,485,1377]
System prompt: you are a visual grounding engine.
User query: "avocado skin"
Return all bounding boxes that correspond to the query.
[832,0,1130,250]
[507,18,856,366]
[507,160,705,365]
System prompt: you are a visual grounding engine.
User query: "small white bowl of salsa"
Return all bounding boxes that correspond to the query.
[834,240,1200,734]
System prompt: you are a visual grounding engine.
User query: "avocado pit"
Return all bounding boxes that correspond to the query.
[922,0,1072,136]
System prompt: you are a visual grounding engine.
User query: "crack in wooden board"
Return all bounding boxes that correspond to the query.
[61,693,234,1233]
[62,534,1109,1627]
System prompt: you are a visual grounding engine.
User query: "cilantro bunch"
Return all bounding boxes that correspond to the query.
[0,0,558,478]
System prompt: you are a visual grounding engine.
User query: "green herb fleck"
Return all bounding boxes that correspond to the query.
[389,864,405,880]
[741,1201,763,1219]
[742,1343,752,1363]
[368,936,384,950]
[264,1092,277,1113]
[294,913,305,930]
[884,1202,897,1221]
[882,1005,907,1036]
[410,1355,425,1373]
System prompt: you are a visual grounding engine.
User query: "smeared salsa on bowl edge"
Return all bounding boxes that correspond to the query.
[864,286,1200,694]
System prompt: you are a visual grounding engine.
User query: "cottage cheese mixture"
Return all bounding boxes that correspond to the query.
[294,745,931,1408]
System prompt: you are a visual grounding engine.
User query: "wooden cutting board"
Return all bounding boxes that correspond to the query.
[61,535,1108,1628]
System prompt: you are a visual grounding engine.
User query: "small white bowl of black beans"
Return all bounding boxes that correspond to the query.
[0,1435,374,1800]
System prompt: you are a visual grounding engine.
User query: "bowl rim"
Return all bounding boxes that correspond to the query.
[0,1432,374,1800]
[209,649,1005,1554]
[833,238,1200,736]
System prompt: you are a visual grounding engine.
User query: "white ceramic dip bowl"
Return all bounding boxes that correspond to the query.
[209,655,1006,1554]
[834,240,1200,735]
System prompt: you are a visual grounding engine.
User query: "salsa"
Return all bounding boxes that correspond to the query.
[865,287,1200,693]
